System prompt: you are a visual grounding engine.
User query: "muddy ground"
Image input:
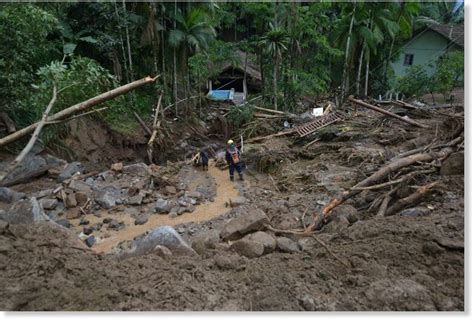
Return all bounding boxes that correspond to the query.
[0,102,465,311]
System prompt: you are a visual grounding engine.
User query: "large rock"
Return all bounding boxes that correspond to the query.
[68,179,92,193]
[64,193,77,208]
[229,196,247,207]
[220,208,269,241]
[155,198,172,214]
[230,238,265,258]
[94,190,117,209]
[276,237,299,253]
[58,162,85,182]
[440,151,464,176]
[0,187,26,203]
[40,198,57,210]
[245,231,276,254]
[121,226,197,258]
[110,162,124,173]
[2,155,47,184]
[0,197,49,224]
[123,163,151,176]
[191,230,220,254]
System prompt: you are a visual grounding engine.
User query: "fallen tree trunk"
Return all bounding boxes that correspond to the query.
[385,181,438,216]
[0,112,16,133]
[0,76,159,148]
[306,145,456,231]
[0,86,57,183]
[348,96,428,128]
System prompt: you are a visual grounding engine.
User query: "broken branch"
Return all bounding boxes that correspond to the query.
[349,96,428,128]
[0,76,159,148]
[0,85,58,183]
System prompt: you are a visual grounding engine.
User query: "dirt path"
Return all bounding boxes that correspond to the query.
[86,161,240,253]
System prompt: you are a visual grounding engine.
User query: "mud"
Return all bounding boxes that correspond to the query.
[0,102,465,311]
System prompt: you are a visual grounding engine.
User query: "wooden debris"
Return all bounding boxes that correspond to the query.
[306,143,458,231]
[0,76,159,148]
[385,181,439,216]
[0,86,58,184]
[147,93,163,163]
[348,96,428,128]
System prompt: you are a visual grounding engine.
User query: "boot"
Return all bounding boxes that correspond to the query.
[230,175,234,181]
[239,173,244,181]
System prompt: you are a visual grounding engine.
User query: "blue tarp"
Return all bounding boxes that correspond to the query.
[207,89,234,101]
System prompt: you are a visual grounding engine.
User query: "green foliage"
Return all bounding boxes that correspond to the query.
[395,65,430,98]
[13,56,128,144]
[431,51,463,100]
[0,4,60,108]
[227,104,255,128]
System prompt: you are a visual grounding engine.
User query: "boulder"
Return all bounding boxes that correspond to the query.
[165,186,177,195]
[110,162,124,173]
[276,237,299,253]
[440,151,464,176]
[134,215,149,225]
[2,155,47,184]
[121,226,197,258]
[58,162,85,182]
[66,207,81,220]
[107,219,125,231]
[0,198,49,224]
[123,163,151,176]
[40,198,57,210]
[229,196,247,207]
[0,187,26,203]
[85,235,96,248]
[245,231,276,254]
[191,230,220,254]
[230,238,265,258]
[68,180,92,194]
[94,190,116,209]
[64,193,77,208]
[127,194,143,205]
[155,198,172,214]
[75,192,89,206]
[220,208,269,241]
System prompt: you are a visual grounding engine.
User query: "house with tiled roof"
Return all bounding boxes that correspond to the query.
[391,23,464,78]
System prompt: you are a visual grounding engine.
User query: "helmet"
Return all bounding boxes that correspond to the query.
[227,139,234,145]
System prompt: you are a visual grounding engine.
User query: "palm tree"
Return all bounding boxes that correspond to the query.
[260,22,289,110]
[168,6,215,114]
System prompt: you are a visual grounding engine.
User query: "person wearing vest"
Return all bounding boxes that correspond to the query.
[225,140,243,181]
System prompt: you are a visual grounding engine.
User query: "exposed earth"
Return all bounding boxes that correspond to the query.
[0,101,465,311]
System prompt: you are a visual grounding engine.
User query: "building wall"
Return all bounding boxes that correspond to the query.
[391,30,450,78]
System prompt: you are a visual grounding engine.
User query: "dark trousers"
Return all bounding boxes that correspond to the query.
[202,161,208,171]
[229,162,242,178]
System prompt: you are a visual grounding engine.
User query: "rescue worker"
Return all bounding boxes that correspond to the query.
[200,148,209,171]
[225,139,243,181]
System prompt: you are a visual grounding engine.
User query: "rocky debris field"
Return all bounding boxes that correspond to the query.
[0,102,465,311]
